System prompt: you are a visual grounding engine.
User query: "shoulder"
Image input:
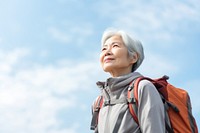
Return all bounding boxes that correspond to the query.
[136,79,163,108]
[138,79,155,89]
[137,79,160,98]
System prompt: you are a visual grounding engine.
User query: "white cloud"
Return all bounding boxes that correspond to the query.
[94,0,200,44]
[48,27,71,43]
[48,23,94,46]
[0,48,30,74]
[138,51,179,77]
[0,48,101,133]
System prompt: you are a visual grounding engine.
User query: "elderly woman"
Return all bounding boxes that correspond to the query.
[91,28,165,133]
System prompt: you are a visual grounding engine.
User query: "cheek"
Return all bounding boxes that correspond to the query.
[117,50,128,59]
[99,53,104,65]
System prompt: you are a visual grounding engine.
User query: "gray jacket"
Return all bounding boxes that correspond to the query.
[95,72,165,133]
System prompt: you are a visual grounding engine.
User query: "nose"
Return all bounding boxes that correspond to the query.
[105,51,112,56]
[104,48,112,56]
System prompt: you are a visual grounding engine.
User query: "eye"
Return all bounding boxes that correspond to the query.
[101,47,107,51]
[112,42,120,48]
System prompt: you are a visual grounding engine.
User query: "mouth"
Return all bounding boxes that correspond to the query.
[104,57,114,63]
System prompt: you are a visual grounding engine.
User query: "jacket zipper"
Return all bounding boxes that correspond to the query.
[103,84,111,132]
[105,105,110,132]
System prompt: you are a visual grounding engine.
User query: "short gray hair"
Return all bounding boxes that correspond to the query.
[101,28,144,71]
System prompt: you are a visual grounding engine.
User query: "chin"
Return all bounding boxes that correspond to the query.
[103,66,113,73]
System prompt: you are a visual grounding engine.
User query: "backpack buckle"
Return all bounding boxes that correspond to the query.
[104,100,110,106]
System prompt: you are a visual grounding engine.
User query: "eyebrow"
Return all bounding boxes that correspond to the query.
[103,41,122,46]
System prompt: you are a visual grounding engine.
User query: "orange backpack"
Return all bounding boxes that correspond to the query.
[90,76,198,133]
[128,75,198,133]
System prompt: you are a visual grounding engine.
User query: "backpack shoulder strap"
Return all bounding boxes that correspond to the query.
[90,95,104,130]
[133,76,154,105]
[127,76,148,125]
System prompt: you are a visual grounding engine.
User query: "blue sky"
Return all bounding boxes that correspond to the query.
[0,0,199,132]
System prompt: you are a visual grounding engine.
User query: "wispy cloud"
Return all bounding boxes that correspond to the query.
[94,0,200,44]
[0,48,30,74]
[0,48,101,133]
[139,52,179,77]
[48,23,94,46]
[48,27,71,43]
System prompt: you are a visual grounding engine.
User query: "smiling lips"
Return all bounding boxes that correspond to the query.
[104,57,114,63]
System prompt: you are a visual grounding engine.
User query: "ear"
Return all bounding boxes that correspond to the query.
[130,52,138,64]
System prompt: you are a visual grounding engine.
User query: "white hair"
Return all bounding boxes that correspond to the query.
[101,28,144,71]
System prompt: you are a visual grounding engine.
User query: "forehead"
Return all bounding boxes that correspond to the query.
[104,35,123,46]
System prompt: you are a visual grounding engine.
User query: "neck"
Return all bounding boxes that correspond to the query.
[109,68,132,77]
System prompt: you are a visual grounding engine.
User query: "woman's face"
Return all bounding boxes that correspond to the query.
[100,35,137,77]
